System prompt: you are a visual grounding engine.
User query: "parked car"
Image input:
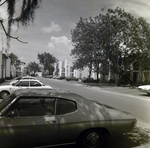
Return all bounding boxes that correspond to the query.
[81,77,95,83]
[137,85,150,95]
[0,88,137,148]
[0,79,52,99]
[57,76,66,80]
[9,75,37,85]
[44,75,53,78]
[66,77,79,81]
[53,75,58,79]
[81,77,101,83]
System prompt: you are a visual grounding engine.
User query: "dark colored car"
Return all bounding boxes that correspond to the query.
[66,77,79,81]
[81,77,100,83]
[57,76,66,80]
[0,89,136,148]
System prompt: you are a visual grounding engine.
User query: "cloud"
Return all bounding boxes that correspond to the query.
[47,42,55,50]
[47,36,73,60]
[51,36,71,45]
[41,22,62,33]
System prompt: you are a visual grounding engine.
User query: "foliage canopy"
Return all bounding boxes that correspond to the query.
[0,0,41,46]
[37,52,58,75]
[71,7,150,84]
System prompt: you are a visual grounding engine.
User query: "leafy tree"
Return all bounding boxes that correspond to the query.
[92,15,109,80]
[0,0,41,46]
[71,17,96,79]
[37,52,57,75]
[71,16,109,80]
[101,8,150,85]
[9,52,21,68]
[26,61,41,74]
[71,7,150,85]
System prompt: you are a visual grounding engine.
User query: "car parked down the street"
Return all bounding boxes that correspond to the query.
[0,79,52,99]
[0,88,137,148]
[137,85,150,95]
[66,77,79,81]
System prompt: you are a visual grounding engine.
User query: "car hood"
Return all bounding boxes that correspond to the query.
[9,80,18,85]
[44,85,52,89]
[0,85,13,89]
[138,85,150,90]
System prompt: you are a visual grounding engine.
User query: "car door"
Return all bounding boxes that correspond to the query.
[0,97,59,148]
[56,98,81,143]
[29,80,43,89]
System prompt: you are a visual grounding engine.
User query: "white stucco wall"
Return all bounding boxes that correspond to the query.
[6,58,11,77]
[0,51,2,79]
[58,61,62,76]
[11,65,16,77]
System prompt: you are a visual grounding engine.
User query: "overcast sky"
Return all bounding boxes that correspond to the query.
[0,0,150,64]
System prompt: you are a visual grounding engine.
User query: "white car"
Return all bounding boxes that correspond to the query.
[0,79,52,99]
[9,76,37,85]
[137,85,150,95]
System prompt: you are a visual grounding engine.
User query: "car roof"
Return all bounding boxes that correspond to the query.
[12,89,85,101]
[22,76,36,79]
[19,79,40,82]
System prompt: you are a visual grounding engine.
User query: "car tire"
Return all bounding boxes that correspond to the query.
[78,129,104,148]
[0,91,10,99]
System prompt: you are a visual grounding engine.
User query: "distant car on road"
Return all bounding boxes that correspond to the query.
[0,79,52,99]
[9,75,37,85]
[44,75,53,78]
[57,76,66,80]
[0,89,137,148]
[66,77,79,81]
[53,75,58,79]
[138,85,150,95]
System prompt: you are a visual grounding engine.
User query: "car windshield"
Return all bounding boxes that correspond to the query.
[11,81,19,86]
[0,93,17,111]
[15,77,22,80]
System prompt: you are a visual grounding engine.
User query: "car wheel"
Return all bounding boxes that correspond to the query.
[79,130,104,148]
[0,91,10,99]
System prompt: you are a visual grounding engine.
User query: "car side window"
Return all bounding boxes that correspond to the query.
[16,81,29,86]
[4,97,55,116]
[56,99,77,115]
[30,81,42,87]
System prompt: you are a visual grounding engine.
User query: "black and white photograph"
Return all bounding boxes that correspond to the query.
[0,0,150,148]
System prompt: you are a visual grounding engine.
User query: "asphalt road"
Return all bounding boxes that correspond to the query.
[37,76,150,148]
[38,77,150,124]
